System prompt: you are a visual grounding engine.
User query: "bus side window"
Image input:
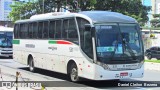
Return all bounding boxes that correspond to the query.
[38,22,43,39]
[62,19,69,39]
[76,17,92,58]
[24,23,28,38]
[55,20,62,39]
[20,23,28,39]
[28,23,33,38]
[68,18,78,44]
[68,19,78,38]
[76,17,90,48]
[43,21,49,39]
[14,24,19,39]
[32,22,38,39]
[49,21,55,39]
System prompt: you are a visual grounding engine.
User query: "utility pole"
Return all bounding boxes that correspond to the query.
[43,0,44,13]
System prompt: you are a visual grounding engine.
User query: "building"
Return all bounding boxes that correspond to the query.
[0,0,13,27]
[151,0,160,14]
[141,0,152,27]
[142,0,160,27]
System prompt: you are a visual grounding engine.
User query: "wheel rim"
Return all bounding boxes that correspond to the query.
[147,54,151,59]
[29,60,34,71]
[71,68,78,81]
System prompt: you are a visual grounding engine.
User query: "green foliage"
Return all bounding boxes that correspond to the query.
[153,14,160,18]
[150,14,160,27]
[9,0,56,22]
[95,0,151,26]
[9,0,151,25]
[145,60,160,63]
[150,19,160,23]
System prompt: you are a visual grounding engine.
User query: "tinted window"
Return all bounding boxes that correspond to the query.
[43,21,49,38]
[55,20,62,39]
[76,17,91,57]
[28,23,33,38]
[20,23,28,39]
[49,21,55,38]
[14,24,19,39]
[68,19,78,39]
[77,17,90,47]
[151,47,157,50]
[38,22,43,38]
[62,19,68,39]
[32,22,38,38]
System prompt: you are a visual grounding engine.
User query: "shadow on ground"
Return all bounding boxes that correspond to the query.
[18,67,141,88]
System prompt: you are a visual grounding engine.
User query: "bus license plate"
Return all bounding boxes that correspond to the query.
[120,72,128,76]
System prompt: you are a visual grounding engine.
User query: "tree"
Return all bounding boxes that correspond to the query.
[9,0,58,22]
[94,0,151,26]
[9,1,41,22]
[150,14,160,27]
[9,0,150,26]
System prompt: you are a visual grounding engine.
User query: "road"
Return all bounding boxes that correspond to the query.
[0,58,160,90]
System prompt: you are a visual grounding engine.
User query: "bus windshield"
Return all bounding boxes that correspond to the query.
[96,23,142,63]
[0,32,13,47]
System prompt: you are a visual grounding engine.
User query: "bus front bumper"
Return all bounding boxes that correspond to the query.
[0,51,13,57]
[81,64,144,80]
[93,64,144,80]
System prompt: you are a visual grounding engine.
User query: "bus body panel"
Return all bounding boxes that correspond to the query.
[13,39,85,74]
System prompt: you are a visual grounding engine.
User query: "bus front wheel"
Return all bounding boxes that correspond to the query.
[29,57,35,72]
[69,63,79,82]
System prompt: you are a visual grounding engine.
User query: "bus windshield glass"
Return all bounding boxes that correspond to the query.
[96,23,142,63]
[0,32,13,47]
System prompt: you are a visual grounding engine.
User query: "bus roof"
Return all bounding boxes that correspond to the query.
[15,11,137,24]
[78,11,137,23]
[0,26,13,32]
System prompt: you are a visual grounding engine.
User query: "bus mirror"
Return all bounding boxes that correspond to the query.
[85,24,92,31]
[85,24,95,37]
[91,27,95,37]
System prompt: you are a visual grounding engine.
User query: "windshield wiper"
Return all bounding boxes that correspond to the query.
[109,40,119,60]
[122,39,136,60]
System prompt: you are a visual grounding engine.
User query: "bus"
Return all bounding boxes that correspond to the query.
[0,26,13,57]
[13,11,144,82]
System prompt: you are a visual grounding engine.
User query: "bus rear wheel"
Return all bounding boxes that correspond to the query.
[69,63,79,82]
[29,57,35,72]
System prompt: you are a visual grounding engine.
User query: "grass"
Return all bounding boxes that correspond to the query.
[145,60,160,63]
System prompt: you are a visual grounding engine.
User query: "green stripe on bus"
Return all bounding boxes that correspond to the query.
[48,41,57,44]
[13,40,20,44]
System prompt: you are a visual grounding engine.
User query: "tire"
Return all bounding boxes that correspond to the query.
[147,54,152,60]
[69,63,79,82]
[29,57,35,72]
[156,58,160,60]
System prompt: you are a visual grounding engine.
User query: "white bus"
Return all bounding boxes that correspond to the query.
[13,11,144,81]
[0,26,13,57]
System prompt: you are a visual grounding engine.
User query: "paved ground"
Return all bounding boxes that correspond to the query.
[145,62,160,71]
[0,58,160,90]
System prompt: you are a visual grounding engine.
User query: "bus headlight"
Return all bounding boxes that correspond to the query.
[96,61,110,70]
[138,60,144,69]
[102,64,110,70]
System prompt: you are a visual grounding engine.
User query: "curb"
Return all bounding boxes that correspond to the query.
[144,62,160,71]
